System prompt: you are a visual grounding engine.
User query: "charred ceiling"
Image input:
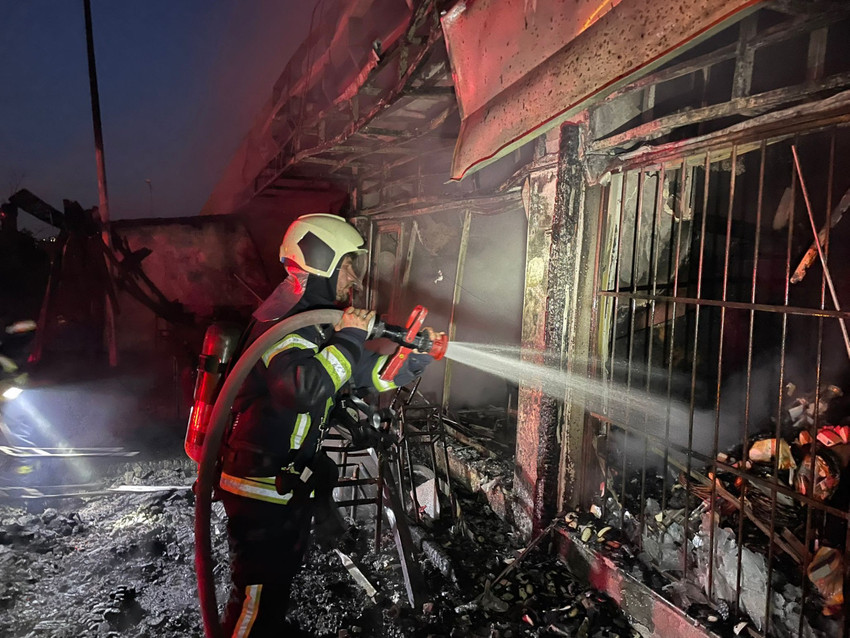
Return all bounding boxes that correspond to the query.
[205,0,542,222]
[210,1,850,226]
[586,4,850,171]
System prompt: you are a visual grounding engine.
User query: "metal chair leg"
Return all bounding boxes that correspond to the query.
[375,455,384,550]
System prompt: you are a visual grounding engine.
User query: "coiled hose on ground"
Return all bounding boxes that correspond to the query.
[194,309,343,638]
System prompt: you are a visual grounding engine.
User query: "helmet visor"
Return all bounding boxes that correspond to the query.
[337,251,368,298]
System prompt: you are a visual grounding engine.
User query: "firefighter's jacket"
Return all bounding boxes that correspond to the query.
[219,273,430,506]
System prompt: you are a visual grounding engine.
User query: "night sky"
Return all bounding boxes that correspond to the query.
[0,1,317,235]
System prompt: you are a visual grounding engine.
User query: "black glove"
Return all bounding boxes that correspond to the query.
[349,421,397,451]
[274,465,313,504]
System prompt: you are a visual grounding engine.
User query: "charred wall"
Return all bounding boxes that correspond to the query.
[110,215,267,354]
[365,204,527,412]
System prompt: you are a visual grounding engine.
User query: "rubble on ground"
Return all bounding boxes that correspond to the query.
[0,455,639,637]
[289,481,638,637]
[0,459,219,638]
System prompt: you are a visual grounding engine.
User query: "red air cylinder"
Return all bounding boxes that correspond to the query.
[184,323,241,463]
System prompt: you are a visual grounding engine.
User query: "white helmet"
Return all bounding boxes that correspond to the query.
[279,214,366,278]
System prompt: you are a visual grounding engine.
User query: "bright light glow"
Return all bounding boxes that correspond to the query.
[2,386,23,400]
[5,320,37,334]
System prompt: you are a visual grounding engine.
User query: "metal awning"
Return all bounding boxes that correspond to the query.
[441,0,765,180]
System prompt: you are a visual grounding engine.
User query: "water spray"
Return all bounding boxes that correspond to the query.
[443,341,719,457]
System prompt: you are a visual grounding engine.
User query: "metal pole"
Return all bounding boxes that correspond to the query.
[441,210,472,412]
[83,0,118,366]
[791,144,850,361]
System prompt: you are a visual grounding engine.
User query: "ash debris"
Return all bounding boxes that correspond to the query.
[0,455,638,637]
[0,458,217,638]
[289,484,637,638]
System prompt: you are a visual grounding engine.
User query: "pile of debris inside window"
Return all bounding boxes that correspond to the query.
[562,381,849,638]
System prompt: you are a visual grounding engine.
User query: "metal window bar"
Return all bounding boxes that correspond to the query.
[635,168,651,548]
[706,144,737,603]
[682,153,712,581]
[620,172,636,535]
[798,129,834,637]
[581,182,609,508]
[735,139,767,618]
[597,176,625,525]
[665,160,691,550]
[584,123,850,637]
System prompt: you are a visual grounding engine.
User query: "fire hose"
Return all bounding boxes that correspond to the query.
[194,307,448,637]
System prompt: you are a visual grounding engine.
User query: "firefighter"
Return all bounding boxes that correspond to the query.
[219,214,439,637]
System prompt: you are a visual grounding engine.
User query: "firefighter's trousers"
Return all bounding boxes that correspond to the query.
[220,491,314,637]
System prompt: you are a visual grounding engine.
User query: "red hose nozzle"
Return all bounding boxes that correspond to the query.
[428,333,448,360]
[375,305,449,380]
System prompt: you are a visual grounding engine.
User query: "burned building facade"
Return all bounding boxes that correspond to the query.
[85,0,850,636]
